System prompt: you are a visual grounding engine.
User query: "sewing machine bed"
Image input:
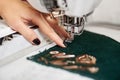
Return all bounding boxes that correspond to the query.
[27,31,120,80]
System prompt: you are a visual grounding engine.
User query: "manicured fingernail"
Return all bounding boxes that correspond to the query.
[32,38,41,45]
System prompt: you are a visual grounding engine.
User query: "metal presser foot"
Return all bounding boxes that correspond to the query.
[59,15,86,43]
[50,9,93,43]
[57,11,93,43]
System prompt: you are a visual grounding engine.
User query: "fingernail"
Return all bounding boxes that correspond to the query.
[63,40,67,47]
[32,38,41,45]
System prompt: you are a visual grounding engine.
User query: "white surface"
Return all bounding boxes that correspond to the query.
[91,0,120,24]
[0,48,93,80]
[0,23,120,80]
[0,20,16,38]
[85,23,120,43]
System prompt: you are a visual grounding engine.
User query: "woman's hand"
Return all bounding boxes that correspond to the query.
[0,0,69,47]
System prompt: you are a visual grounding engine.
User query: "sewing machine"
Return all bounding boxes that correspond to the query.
[0,0,102,65]
[1,0,120,80]
[28,0,102,41]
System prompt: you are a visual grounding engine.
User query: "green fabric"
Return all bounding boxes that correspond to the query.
[27,31,120,80]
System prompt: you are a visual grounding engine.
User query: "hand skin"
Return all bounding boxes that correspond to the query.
[0,0,69,47]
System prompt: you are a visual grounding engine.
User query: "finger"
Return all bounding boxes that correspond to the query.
[32,13,66,47]
[54,25,70,39]
[10,19,41,45]
[43,14,70,39]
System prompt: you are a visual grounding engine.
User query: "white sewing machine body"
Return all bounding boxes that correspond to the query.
[28,0,101,17]
[28,0,102,39]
